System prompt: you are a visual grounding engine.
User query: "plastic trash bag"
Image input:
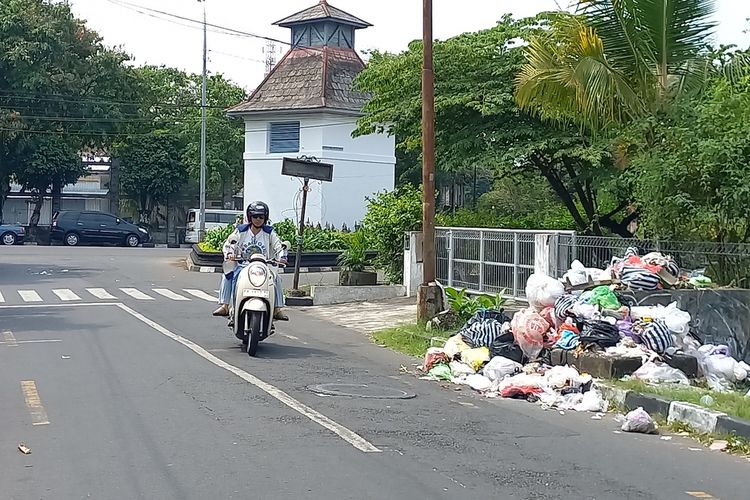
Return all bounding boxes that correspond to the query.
[444,335,470,359]
[511,308,550,360]
[663,303,691,335]
[498,374,546,398]
[702,354,740,392]
[621,407,658,434]
[489,335,526,364]
[588,286,621,310]
[423,347,449,372]
[563,260,608,287]
[449,360,475,377]
[465,374,492,392]
[544,365,582,389]
[632,361,690,385]
[428,363,452,381]
[482,356,523,382]
[574,389,608,412]
[579,320,621,349]
[526,273,565,311]
[460,347,491,372]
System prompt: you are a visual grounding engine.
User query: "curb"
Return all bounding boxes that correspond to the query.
[594,381,750,438]
[184,256,339,275]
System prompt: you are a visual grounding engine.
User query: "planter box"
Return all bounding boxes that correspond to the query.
[339,270,378,286]
[311,284,406,306]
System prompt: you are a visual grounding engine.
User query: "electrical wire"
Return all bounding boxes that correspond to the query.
[104,0,290,46]
[0,92,228,110]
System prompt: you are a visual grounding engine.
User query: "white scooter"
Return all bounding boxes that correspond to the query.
[224,242,287,357]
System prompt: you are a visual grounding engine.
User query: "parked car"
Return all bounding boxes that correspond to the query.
[51,211,150,247]
[185,208,243,243]
[0,222,25,245]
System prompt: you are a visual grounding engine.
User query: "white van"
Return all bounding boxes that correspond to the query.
[185,209,243,243]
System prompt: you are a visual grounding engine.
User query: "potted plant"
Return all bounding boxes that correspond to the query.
[338,230,377,286]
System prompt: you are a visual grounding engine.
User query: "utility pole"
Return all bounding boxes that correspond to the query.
[199,0,208,241]
[264,40,277,76]
[417,0,442,321]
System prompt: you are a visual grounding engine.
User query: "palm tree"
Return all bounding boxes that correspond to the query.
[516,0,718,133]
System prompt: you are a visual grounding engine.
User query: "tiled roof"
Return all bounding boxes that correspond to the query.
[274,1,371,29]
[227,47,369,115]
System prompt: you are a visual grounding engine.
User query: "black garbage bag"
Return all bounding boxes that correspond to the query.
[579,320,620,349]
[460,309,512,349]
[489,333,527,364]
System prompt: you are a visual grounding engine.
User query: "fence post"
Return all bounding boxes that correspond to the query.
[447,230,454,287]
[478,230,485,292]
[513,232,519,298]
[571,233,578,263]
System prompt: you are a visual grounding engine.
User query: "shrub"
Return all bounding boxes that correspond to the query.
[201,223,235,252]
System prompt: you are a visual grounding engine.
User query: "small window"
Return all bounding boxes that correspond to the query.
[205,213,220,223]
[219,213,238,224]
[269,121,300,154]
[187,212,196,223]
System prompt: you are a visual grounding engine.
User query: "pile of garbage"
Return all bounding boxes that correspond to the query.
[562,246,711,291]
[421,250,750,411]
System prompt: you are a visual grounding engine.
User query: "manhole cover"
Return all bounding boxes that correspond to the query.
[308,383,416,400]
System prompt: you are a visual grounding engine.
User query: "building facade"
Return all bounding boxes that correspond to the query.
[227,0,395,228]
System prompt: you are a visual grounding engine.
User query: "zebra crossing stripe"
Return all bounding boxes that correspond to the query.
[0,291,4,303]
[52,289,81,301]
[120,288,154,300]
[152,289,190,301]
[18,290,43,302]
[183,289,218,301]
[87,288,117,300]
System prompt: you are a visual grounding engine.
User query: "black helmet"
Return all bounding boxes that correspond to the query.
[246,201,269,221]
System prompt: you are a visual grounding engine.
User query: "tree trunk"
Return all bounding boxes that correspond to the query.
[0,175,9,223]
[29,192,43,228]
[51,180,62,218]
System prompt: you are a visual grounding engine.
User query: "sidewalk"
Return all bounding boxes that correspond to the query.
[298,297,417,334]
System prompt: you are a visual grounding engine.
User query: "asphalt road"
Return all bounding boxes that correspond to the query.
[1,246,748,500]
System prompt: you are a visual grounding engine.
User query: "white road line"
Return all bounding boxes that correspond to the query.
[115,303,380,453]
[18,290,43,302]
[0,291,4,303]
[53,289,81,301]
[183,289,218,301]
[119,288,154,300]
[0,339,62,345]
[87,288,117,300]
[152,289,190,301]
[3,331,18,347]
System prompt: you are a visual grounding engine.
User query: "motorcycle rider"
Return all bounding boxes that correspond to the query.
[212,201,288,321]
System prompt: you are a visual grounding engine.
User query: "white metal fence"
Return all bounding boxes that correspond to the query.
[435,228,574,298]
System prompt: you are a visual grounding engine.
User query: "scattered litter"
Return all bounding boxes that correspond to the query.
[61,355,71,360]
[620,407,658,434]
[709,440,728,452]
[18,443,31,455]
[660,436,673,441]
[689,447,702,451]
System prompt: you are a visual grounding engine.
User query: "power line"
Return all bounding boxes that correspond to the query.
[0,92,228,110]
[104,0,290,46]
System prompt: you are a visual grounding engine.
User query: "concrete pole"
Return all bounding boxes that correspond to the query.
[199,0,208,241]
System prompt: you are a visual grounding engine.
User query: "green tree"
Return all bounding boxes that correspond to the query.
[13,137,83,226]
[355,16,632,235]
[0,0,138,221]
[119,134,187,224]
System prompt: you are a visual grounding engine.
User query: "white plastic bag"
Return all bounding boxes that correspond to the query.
[663,303,691,335]
[574,389,608,412]
[545,365,582,389]
[621,407,658,434]
[526,273,565,311]
[563,260,608,287]
[465,374,492,392]
[449,360,475,377]
[703,354,739,392]
[482,356,522,382]
[631,361,690,385]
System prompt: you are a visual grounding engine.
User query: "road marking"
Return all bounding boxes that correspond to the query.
[115,303,381,453]
[20,381,50,426]
[120,288,154,300]
[686,493,717,499]
[0,291,4,303]
[18,290,43,302]
[152,288,190,301]
[0,339,61,345]
[53,289,81,301]
[3,330,18,347]
[183,289,218,301]
[87,288,117,300]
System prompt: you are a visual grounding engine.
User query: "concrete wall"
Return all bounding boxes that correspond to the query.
[242,112,395,227]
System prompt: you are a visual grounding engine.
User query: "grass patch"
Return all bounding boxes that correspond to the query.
[663,420,750,456]
[610,379,750,421]
[372,323,453,358]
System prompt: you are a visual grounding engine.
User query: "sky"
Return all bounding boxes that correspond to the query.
[69,0,750,92]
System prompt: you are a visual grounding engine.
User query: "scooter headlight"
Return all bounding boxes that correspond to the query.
[248,264,267,287]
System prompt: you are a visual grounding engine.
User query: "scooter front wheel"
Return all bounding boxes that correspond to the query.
[246,312,263,357]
